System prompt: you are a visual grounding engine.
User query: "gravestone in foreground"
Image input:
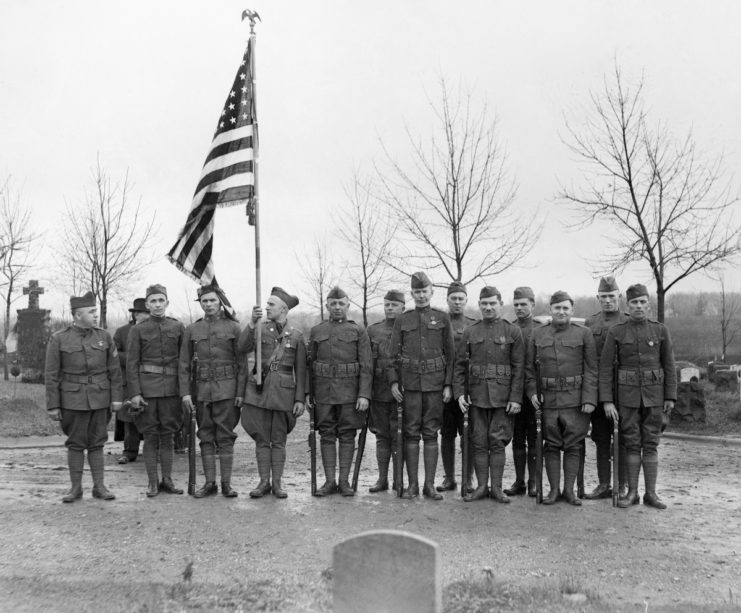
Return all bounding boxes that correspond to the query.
[16,280,51,383]
[333,529,441,613]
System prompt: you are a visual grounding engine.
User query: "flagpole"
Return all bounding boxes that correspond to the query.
[243,9,262,389]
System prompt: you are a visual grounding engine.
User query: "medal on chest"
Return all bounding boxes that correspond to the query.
[648,340,654,347]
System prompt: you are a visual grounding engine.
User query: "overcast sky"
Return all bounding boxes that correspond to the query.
[1,1,739,320]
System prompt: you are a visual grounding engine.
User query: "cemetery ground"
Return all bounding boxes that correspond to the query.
[0,383,740,612]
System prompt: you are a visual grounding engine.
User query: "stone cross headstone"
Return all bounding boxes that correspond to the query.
[16,280,51,383]
[333,530,441,613]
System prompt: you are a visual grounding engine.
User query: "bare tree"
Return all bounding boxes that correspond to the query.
[335,174,397,326]
[296,238,335,322]
[56,157,157,328]
[717,275,741,362]
[375,79,540,286]
[559,65,740,321]
[0,175,39,379]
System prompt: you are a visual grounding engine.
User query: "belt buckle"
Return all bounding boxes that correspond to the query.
[420,361,426,372]
[558,377,567,389]
[87,376,93,384]
[269,362,278,372]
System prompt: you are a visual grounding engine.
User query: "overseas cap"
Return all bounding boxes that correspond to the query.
[271,286,299,310]
[70,291,95,310]
[550,290,573,305]
[598,276,620,292]
[146,284,167,298]
[479,286,501,300]
[513,286,535,301]
[128,298,147,313]
[384,289,405,304]
[411,271,432,289]
[626,284,649,301]
[327,286,348,301]
[447,281,467,296]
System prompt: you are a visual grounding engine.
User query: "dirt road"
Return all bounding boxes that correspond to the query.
[0,421,739,612]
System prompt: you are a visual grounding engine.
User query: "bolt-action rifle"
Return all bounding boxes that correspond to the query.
[395,358,404,498]
[308,341,317,496]
[461,341,471,498]
[612,339,620,508]
[188,340,198,496]
[534,346,544,504]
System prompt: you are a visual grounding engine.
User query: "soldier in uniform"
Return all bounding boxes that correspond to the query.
[437,281,477,493]
[113,297,148,464]
[504,286,539,497]
[599,284,676,509]
[387,272,455,500]
[126,284,185,498]
[583,276,629,500]
[366,289,405,493]
[45,291,123,502]
[306,287,372,497]
[180,283,244,498]
[455,286,524,503]
[525,290,597,506]
[240,287,306,499]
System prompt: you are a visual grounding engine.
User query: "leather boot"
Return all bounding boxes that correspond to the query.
[642,452,666,509]
[146,480,160,497]
[195,444,218,498]
[315,441,338,497]
[507,447,527,495]
[422,440,442,500]
[194,482,218,498]
[464,434,475,492]
[63,449,84,503]
[576,440,586,499]
[219,446,237,497]
[585,443,612,499]
[88,448,115,500]
[562,446,582,505]
[370,439,391,493]
[271,447,288,498]
[159,434,175,483]
[250,446,271,498]
[618,453,641,508]
[159,476,183,494]
[437,436,457,491]
[464,454,489,502]
[489,451,510,503]
[338,441,356,497]
[542,448,560,505]
[402,440,420,499]
[143,434,160,487]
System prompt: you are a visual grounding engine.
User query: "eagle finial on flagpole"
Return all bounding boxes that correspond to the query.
[242,9,261,34]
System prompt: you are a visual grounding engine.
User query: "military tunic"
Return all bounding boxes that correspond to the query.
[113,322,142,459]
[367,319,397,445]
[511,315,538,459]
[239,319,307,447]
[126,314,184,436]
[441,313,478,441]
[179,312,244,447]
[386,306,455,441]
[454,318,524,454]
[45,325,123,451]
[308,319,372,443]
[525,322,598,450]
[599,318,676,454]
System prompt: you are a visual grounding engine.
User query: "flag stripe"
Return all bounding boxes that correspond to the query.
[167,37,257,284]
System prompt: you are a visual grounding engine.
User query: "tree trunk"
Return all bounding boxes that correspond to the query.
[656,287,665,323]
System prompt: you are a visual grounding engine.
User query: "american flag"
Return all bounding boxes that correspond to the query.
[167,37,257,282]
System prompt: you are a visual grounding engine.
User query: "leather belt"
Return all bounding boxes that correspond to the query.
[618,368,664,386]
[269,363,293,374]
[139,364,177,376]
[469,363,512,379]
[313,362,360,378]
[540,375,583,390]
[62,372,108,384]
[401,357,445,373]
[198,364,237,381]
